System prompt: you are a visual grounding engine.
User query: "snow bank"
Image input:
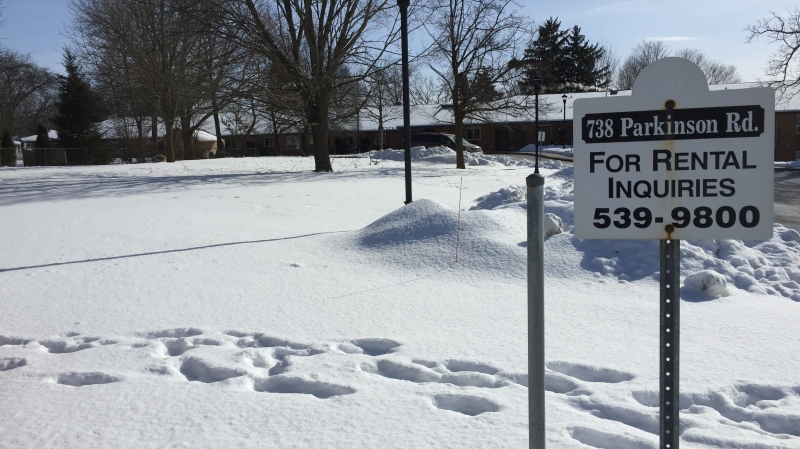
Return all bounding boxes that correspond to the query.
[471,169,800,301]
[519,143,574,157]
[683,270,729,298]
[351,198,527,277]
[369,146,563,169]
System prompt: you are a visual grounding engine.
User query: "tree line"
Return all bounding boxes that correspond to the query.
[3,0,774,170]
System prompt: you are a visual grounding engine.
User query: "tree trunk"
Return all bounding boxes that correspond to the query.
[378,107,384,150]
[164,119,175,162]
[151,116,159,157]
[181,114,194,160]
[136,117,145,163]
[311,93,332,172]
[213,106,223,158]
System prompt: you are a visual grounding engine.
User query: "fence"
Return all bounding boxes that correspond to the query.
[21,148,157,167]
[18,145,292,167]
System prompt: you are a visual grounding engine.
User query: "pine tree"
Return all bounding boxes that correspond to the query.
[53,49,102,152]
[564,26,609,91]
[34,124,52,166]
[518,18,608,93]
[1,129,15,167]
[520,17,568,93]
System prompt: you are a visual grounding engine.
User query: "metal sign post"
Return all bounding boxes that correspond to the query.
[660,238,680,448]
[527,173,545,449]
[572,58,774,449]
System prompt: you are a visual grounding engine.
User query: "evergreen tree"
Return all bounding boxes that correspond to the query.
[1,129,15,167]
[459,69,501,104]
[564,26,609,90]
[518,18,608,93]
[520,17,568,93]
[52,49,102,151]
[34,124,52,166]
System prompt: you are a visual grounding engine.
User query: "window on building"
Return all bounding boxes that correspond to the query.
[286,136,300,150]
[465,127,481,141]
[264,136,275,148]
[795,114,800,133]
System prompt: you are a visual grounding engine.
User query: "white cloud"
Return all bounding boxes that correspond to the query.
[645,36,705,42]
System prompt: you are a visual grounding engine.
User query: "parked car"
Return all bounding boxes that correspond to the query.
[410,132,482,153]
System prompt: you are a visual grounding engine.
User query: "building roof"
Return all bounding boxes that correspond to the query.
[355,82,794,132]
[20,131,58,143]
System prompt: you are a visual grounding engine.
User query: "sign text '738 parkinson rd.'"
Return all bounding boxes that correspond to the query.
[573,58,774,240]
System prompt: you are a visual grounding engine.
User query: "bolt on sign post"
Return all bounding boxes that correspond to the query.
[573,58,774,449]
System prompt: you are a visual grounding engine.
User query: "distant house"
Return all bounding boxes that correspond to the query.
[18,130,64,166]
[18,130,58,150]
[347,85,799,161]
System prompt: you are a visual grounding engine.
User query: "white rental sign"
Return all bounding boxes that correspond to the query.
[574,58,774,240]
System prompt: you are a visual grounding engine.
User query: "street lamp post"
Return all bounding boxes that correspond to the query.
[561,94,567,149]
[533,77,543,174]
[398,0,412,204]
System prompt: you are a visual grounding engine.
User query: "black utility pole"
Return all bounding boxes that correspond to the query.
[561,94,568,149]
[398,0,412,204]
[533,77,543,174]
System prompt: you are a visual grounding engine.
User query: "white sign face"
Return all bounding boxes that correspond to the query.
[574,58,774,240]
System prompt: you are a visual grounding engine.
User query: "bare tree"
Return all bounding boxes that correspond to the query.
[410,74,446,105]
[247,59,304,155]
[596,45,619,89]
[0,49,57,136]
[361,59,403,150]
[615,40,670,90]
[426,0,530,169]
[70,0,246,162]
[617,41,742,90]
[747,8,800,97]
[71,0,185,161]
[196,0,399,172]
[71,0,157,160]
[673,48,741,85]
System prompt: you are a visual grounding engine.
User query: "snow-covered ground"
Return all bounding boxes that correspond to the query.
[519,143,575,158]
[776,160,800,169]
[1,147,799,449]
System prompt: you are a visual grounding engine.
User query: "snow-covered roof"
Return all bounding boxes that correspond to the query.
[356,82,795,132]
[19,131,58,143]
[98,117,225,141]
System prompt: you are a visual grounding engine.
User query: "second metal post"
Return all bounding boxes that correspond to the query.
[527,173,545,449]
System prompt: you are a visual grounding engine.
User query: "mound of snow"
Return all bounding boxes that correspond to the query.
[544,213,563,237]
[351,198,527,277]
[469,179,800,301]
[683,270,729,298]
[470,187,526,211]
[357,198,457,246]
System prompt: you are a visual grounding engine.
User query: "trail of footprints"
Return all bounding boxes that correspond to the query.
[3,329,800,443]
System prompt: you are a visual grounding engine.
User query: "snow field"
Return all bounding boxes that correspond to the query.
[1,148,799,448]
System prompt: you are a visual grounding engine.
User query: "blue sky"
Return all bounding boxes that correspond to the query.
[0,0,795,83]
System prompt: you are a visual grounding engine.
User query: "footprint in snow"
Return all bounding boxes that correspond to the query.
[432,393,500,416]
[546,361,634,383]
[56,372,121,387]
[0,358,27,371]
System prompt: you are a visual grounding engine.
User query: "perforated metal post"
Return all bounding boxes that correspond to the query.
[660,239,680,449]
